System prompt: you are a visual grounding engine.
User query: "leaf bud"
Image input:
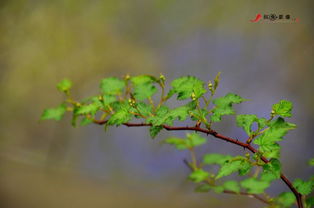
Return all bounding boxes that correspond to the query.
[159,73,165,81]
[208,81,213,90]
[124,74,131,80]
[191,92,196,100]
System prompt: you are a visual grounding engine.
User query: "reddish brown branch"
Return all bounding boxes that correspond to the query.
[94,120,303,208]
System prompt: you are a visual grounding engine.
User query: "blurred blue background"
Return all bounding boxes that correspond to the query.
[0,0,313,207]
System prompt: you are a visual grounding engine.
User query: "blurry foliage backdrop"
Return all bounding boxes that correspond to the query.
[0,0,313,208]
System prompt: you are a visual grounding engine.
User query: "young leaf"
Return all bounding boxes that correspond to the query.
[293,178,314,195]
[195,184,212,192]
[76,102,102,115]
[147,106,173,126]
[236,114,258,136]
[254,117,296,159]
[240,178,270,194]
[223,180,240,193]
[57,79,72,93]
[186,133,207,147]
[100,77,125,95]
[165,133,206,150]
[238,160,252,176]
[133,83,157,101]
[203,154,232,166]
[107,102,132,126]
[272,100,293,117]
[261,159,281,181]
[210,93,245,122]
[101,94,116,106]
[130,75,157,85]
[131,75,158,101]
[149,126,163,138]
[169,101,196,121]
[41,104,67,121]
[80,117,93,126]
[164,137,187,150]
[276,192,296,207]
[188,169,210,183]
[308,158,314,166]
[169,76,206,100]
[134,102,152,117]
[216,158,251,179]
[306,196,314,208]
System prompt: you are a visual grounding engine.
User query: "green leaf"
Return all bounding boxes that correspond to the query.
[108,111,131,126]
[306,196,314,208]
[134,102,152,117]
[57,79,72,93]
[41,104,67,121]
[164,137,187,150]
[210,93,245,122]
[100,77,125,95]
[236,114,258,136]
[240,178,270,194]
[130,75,157,85]
[169,76,206,100]
[272,100,293,117]
[254,117,296,159]
[188,169,210,183]
[164,133,206,150]
[212,186,224,193]
[133,83,157,101]
[238,160,252,176]
[203,154,232,166]
[261,159,281,182]
[190,108,208,121]
[308,158,314,166]
[194,184,224,193]
[170,101,196,121]
[223,180,240,193]
[216,157,251,179]
[276,192,296,207]
[293,178,314,195]
[107,102,132,126]
[236,115,267,136]
[186,133,207,147]
[147,106,173,126]
[76,102,102,115]
[101,94,116,106]
[195,184,212,192]
[80,117,93,126]
[149,126,163,138]
[131,75,158,101]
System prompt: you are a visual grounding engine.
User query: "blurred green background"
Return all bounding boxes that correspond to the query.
[0,0,313,207]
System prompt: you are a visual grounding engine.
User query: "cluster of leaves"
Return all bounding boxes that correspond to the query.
[41,74,314,208]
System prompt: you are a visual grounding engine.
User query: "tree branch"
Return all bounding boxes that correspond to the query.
[93,119,303,208]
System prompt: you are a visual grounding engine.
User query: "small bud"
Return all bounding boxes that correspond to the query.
[191,92,196,100]
[271,110,275,115]
[124,74,131,80]
[245,153,250,158]
[98,95,103,101]
[208,81,213,90]
[128,98,136,106]
[159,73,165,81]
